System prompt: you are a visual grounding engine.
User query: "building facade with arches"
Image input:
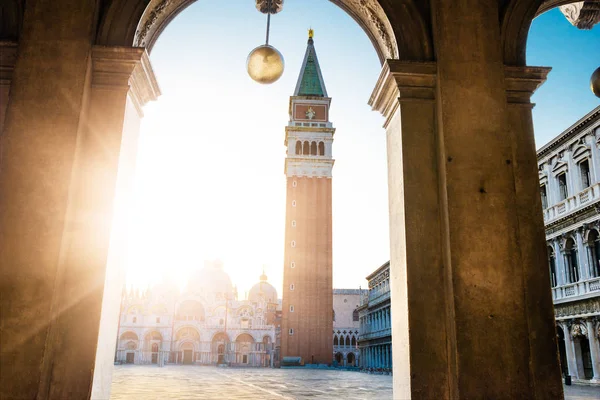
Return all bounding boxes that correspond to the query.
[357,261,392,372]
[332,289,362,367]
[539,105,600,383]
[115,261,278,368]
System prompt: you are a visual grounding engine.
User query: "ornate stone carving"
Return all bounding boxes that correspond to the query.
[359,0,396,59]
[570,322,588,338]
[560,1,600,30]
[135,0,171,47]
[555,297,600,318]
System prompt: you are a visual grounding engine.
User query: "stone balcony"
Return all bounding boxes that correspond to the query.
[359,327,392,341]
[366,289,391,308]
[552,276,600,303]
[544,183,600,223]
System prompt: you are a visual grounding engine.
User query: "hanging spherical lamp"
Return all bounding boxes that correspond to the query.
[247,0,285,84]
[591,67,600,98]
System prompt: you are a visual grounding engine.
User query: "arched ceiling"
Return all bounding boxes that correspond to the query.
[96,0,433,63]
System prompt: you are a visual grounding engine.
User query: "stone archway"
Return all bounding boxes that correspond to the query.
[0,0,568,399]
[94,0,435,63]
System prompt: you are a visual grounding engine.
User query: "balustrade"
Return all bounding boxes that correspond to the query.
[544,183,600,223]
[552,276,600,301]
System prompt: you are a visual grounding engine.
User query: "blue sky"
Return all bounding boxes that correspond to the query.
[126,1,599,295]
[528,9,600,146]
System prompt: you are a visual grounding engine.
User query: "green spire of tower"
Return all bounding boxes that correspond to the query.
[294,29,328,97]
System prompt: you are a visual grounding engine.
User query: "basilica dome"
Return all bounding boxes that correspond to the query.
[187,260,234,297]
[248,272,278,303]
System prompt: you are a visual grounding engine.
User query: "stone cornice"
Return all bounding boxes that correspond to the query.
[504,65,551,106]
[544,200,600,235]
[0,41,18,87]
[537,105,600,158]
[91,46,160,116]
[369,60,436,128]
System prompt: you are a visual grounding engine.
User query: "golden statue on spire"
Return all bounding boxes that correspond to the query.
[308,28,314,39]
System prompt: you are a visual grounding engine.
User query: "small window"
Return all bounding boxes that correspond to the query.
[132,317,137,324]
[156,317,160,323]
[290,305,294,312]
[289,328,294,335]
[558,173,568,201]
[292,220,296,227]
[292,180,297,187]
[540,185,548,209]
[290,283,295,290]
[219,318,224,325]
[353,309,359,322]
[291,261,296,268]
[580,159,591,189]
[291,240,296,248]
[292,200,296,207]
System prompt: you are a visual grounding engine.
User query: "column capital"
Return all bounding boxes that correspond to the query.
[504,66,551,107]
[369,60,436,127]
[91,46,161,116]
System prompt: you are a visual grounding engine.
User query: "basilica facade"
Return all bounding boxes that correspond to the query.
[539,105,600,383]
[114,261,278,367]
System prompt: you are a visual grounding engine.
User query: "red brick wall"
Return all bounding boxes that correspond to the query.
[281,177,333,364]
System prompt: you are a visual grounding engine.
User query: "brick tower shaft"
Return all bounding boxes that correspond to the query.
[281,30,334,365]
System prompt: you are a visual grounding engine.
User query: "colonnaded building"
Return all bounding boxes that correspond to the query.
[539,105,600,383]
[357,261,392,371]
[114,261,278,367]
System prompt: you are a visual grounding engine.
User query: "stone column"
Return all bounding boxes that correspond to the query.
[504,65,565,395]
[90,46,159,399]
[0,1,99,397]
[554,240,566,287]
[585,319,600,381]
[369,35,561,400]
[576,228,588,281]
[563,322,580,379]
[0,39,159,400]
[0,41,17,134]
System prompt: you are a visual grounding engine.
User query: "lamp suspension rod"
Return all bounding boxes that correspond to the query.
[265,0,272,45]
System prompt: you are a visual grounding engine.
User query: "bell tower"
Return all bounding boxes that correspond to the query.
[281,30,334,365]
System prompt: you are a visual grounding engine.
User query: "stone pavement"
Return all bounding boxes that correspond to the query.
[110,365,600,399]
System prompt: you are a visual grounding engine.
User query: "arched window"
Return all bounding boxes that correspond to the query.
[333,336,338,346]
[565,238,580,283]
[303,141,309,155]
[548,245,557,287]
[151,343,159,352]
[295,141,302,155]
[310,141,317,155]
[588,230,600,278]
[318,141,325,156]
[351,336,356,347]
[345,336,350,347]
[353,309,359,322]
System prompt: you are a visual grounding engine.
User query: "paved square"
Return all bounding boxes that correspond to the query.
[110,366,600,399]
